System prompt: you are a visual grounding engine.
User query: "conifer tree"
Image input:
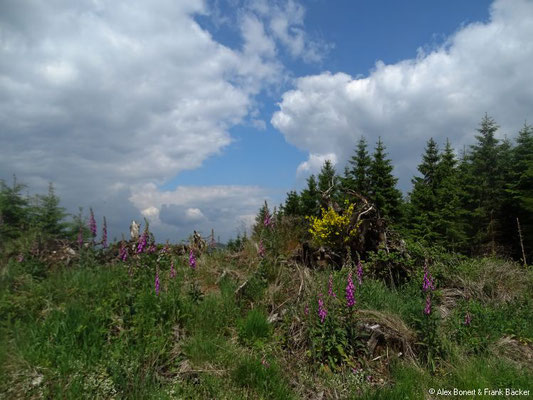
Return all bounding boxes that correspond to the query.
[509,123,533,261]
[467,114,503,251]
[300,175,320,217]
[284,190,301,216]
[433,139,466,249]
[0,176,29,240]
[341,166,354,198]
[346,137,372,198]
[34,183,68,236]
[495,137,517,250]
[407,138,440,241]
[514,123,533,175]
[511,123,533,214]
[437,139,456,179]
[369,138,403,221]
[317,160,339,210]
[253,200,271,238]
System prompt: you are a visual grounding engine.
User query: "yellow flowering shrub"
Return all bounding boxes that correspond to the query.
[308,202,359,249]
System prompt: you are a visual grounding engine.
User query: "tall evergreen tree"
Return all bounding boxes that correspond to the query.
[0,176,29,240]
[369,138,403,221]
[437,139,457,179]
[407,138,440,241]
[284,190,301,216]
[33,183,68,236]
[317,160,339,210]
[509,123,533,262]
[253,200,271,238]
[341,166,355,198]
[345,137,372,198]
[495,137,517,250]
[467,114,503,252]
[433,139,467,249]
[300,175,320,217]
[418,138,440,187]
[513,123,533,175]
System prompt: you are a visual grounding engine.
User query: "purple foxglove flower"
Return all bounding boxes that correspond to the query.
[89,208,97,238]
[422,262,435,292]
[148,243,156,254]
[170,260,176,278]
[119,241,128,262]
[304,304,309,315]
[318,293,327,323]
[155,271,160,296]
[346,271,356,308]
[189,249,196,269]
[357,261,363,285]
[136,231,147,254]
[101,217,107,248]
[258,239,265,257]
[263,211,273,228]
[160,243,170,254]
[424,294,431,315]
[328,274,336,298]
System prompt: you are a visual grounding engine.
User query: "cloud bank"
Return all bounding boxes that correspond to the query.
[0,0,322,241]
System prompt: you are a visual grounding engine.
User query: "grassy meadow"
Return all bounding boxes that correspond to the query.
[1,232,532,399]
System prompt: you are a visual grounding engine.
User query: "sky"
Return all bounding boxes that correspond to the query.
[1,0,532,243]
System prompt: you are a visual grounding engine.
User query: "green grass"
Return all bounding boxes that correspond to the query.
[238,308,271,345]
[1,246,531,398]
[359,355,532,400]
[231,355,295,399]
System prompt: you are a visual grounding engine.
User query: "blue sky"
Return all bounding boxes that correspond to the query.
[169,0,492,192]
[1,0,532,242]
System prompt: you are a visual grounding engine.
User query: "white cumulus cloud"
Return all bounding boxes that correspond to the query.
[272,0,533,188]
[296,153,337,176]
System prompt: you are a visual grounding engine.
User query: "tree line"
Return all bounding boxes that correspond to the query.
[2,114,531,263]
[276,115,533,263]
[0,177,77,246]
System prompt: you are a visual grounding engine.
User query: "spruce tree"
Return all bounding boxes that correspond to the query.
[495,137,517,250]
[0,176,29,240]
[418,138,440,187]
[407,138,440,242]
[300,175,320,217]
[509,123,533,261]
[284,190,301,216]
[369,138,403,221]
[514,123,533,175]
[434,139,466,249]
[317,160,339,210]
[346,137,372,198]
[467,114,502,251]
[253,200,271,238]
[341,166,355,198]
[34,183,68,236]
